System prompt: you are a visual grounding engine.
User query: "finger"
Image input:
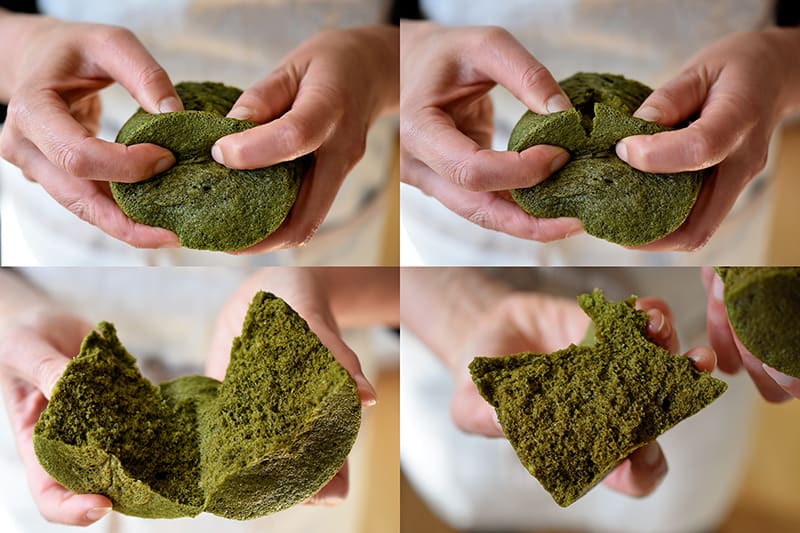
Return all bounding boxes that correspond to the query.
[450,380,505,438]
[631,69,711,126]
[321,335,377,408]
[304,462,349,506]
[31,477,113,526]
[704,270,743,374]
[11,90,175,182]
[737,343,792,403]
[14,139,180,248]
[466,27,571,115]
[617,83,750,173]
[683,346,717,373]
[761,365,800,400]
[227,67,298,123]
[232,133,352,254]
[603,442,668,498]
[636,298,679,355]
[404,106,570,191]
[403,159,583,241]
[87,26,183,114]
[213,77,342,169]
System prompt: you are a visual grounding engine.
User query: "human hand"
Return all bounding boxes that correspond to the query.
[702,267,798,402]
[617,28,800,251]
[210,25,399,253]
[400,21,582,241]
[206,268,378,504]
[0,14,182,248]
[450,292,716,498]
[0,309,114,525]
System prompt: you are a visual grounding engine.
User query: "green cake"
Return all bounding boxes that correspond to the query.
[508,72,708,246]
[111,81,309,251]
[716,267,800,378]
[470,289,726,507]
[34,292,361,519]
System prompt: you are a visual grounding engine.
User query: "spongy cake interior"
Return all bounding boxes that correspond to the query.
[34,292,361,519]
[470,289,727,507]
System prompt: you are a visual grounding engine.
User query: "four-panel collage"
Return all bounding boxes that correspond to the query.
[0,1,798,533]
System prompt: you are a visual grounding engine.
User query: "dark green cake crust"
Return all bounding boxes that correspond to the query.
[111,81,309,251]
[716,267,800,378]
[34,292,361,519]
[508,72,708,246]
[470,289,726,507]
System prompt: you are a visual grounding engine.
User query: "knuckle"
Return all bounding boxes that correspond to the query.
[63,197,95,224]
[478,25,511,46]
[55,140,91,178]
[444,158,476,190]
[463,205,495,229]
[136,63,169,92]
[686,131,721,168]
[285,218,322,248]
[281,118,314,152]
[519,63,551,93]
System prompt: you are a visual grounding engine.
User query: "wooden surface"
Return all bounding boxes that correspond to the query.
[360,369,400,533]
[380,134,400,266]
[767,120,800,264]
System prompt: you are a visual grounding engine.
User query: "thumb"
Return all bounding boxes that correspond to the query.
[450,380,505,438]
[12,331,71,400]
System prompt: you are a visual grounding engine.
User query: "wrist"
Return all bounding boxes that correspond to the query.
[353,24,400,118]
[762,26,800,116]
[402,268,513,370]
[0,13,58,100]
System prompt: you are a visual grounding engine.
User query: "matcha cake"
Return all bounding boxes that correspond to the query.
[34,292,361,519]
[112,81,309,251]
[508,72,709,246]
[470,289,726,507]
[716,267,800,378]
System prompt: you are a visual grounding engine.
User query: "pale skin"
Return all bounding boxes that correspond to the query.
[0,268,398,526]
[0,9,399,252]
[401,268,718,499]
[702,267,800,402]
[400,20,800,250]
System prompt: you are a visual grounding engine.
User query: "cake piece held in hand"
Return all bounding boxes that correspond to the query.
[716,267,800,378]
[470,289,726,507]
[34,292,361,519]
[112,81,309,251]
[508,72,708,246]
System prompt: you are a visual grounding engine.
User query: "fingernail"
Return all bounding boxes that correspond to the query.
[712,276,725,302]
[616,142,629,163]
[211,145,225,166]
[228,106,254,120]
[354,375,378,407]
[549,151,570,173]
[641,442,660,467]
[158,97,182,113]
[763,364,797,388]
[491,409,504,434]
[546,94,571,113]
[154,155,174,175]
[634,106,662,122]
[647,309,665,335]
[86,507,112,521]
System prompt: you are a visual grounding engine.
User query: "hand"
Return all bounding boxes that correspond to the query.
[0,309,114,525]
[205,268,378,504]
[617,28,800,251]
[702,267,798,402]
[450,291,716,498]
[0,14,182,248]
[210,25,399,253]
[400,21,581,241]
